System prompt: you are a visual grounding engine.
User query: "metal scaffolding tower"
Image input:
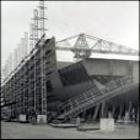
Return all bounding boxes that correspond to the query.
[38,0,47,38]
[29,23,34,51]
[29,0,47,50]
[30,9,39,50]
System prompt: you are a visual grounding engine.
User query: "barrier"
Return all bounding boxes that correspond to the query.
[100,118,115,132]
[37,115,47,124]
[19,114,26,122]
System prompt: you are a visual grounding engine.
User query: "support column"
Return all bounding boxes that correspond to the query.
[100,101,107,118]
[82,111,86,120]
[128,101,132,115]
[116,103,124,121]
[112,104,116,118]
[136,109,139,123]
[93,104,100,120]
[119,104,124,119]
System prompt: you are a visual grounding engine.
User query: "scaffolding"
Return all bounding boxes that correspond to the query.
[38,0,48,38]
[1,36,57,121]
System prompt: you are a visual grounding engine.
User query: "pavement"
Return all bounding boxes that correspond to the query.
[1,121,139,139]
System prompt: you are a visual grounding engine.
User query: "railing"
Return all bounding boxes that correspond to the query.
[57,78,97,110]
[55,75,134,120]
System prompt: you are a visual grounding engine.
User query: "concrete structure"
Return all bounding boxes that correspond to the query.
[1,34,139,124]
[47,58,139,122]
[100,118,115,131]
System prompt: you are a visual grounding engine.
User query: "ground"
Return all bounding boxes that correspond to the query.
[1,121,139,139]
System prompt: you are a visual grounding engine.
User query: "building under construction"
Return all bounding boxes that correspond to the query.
[1,32,139,124]
[1,1,139,124]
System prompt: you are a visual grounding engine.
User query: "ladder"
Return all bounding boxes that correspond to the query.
[55,76,137,121]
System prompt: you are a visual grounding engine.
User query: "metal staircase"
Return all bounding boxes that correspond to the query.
[54,76,138,122]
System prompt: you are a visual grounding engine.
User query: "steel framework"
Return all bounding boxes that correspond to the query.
[56,33,139,58]
[1,36,57,121]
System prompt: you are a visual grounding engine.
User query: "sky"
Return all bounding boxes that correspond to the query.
[1,1,139,67]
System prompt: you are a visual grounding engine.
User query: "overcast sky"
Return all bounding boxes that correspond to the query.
[2,1,139,67]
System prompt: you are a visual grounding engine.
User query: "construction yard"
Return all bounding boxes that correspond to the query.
[1,1,139,139]
[1,121,139,139]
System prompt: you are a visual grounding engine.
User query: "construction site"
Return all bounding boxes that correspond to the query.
[1,1,139,139]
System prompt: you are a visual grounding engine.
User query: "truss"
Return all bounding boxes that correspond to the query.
[56,33,139,58]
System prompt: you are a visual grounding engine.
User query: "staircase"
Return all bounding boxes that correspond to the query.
[54,76,138,122]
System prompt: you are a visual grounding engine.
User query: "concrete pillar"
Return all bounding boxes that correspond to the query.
[112,105,116,118]
[88,108,94,120]
[136,109,139,123]
[93,104,100,120]
[82,111,86,119]
[101,101,107,118]
[119,104,124,119]
[128,101,133,115]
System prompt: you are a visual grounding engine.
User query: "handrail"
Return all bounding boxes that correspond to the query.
[58,78,97,110]
[56,76,133,119]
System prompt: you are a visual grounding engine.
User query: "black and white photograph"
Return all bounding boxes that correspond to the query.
[1,0,139,139]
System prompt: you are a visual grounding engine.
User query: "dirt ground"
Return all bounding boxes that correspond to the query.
[1,121,139,139]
